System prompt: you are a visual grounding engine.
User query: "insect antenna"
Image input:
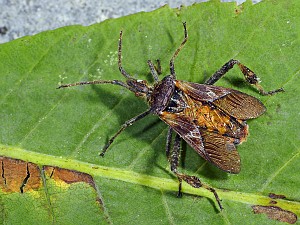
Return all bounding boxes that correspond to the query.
[170,22,188,78]
[57,79,129,89]
[57,30,134,90]
[118,30,134,79]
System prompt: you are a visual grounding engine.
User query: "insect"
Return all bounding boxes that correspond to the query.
[58,22,283,209]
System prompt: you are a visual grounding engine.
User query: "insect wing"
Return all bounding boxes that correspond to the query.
[175,80,266,119]
[175,80,231,102]
[199,130,240,173]
[212,90,266,119]
[160,112,241,173]
[160,112,206,156]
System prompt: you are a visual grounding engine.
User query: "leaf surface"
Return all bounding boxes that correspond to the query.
[1,0,299,224]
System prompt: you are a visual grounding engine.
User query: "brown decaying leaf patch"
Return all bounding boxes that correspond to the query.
[0,156,96,193]
[252,205,297,224]
[0,156,41,193]
[269,192,287,200]
[43,166,96,189]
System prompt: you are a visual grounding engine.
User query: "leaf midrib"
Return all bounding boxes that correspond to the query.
[1,144,299,215]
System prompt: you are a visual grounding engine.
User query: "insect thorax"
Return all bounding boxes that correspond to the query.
[149,75,175,114]
[165,88,188,113]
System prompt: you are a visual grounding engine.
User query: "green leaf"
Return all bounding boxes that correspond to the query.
[1,0,299,224]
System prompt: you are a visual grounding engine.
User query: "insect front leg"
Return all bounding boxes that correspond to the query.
[155,59,162,75]
[99,109,151,157]
[147,60,160,82]
[168,133,223,210]
[205,59,284,95]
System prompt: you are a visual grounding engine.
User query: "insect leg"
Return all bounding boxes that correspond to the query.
[155,59,162,75]
[147,60,159,82]
[205,59,284,95]
[169,133,183,197]
[118,30,134,79]
[166,127,173,158]
[170,22,188,78]
[99,109,151,157]
[170,134,223,210]
[147,59,162,82]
